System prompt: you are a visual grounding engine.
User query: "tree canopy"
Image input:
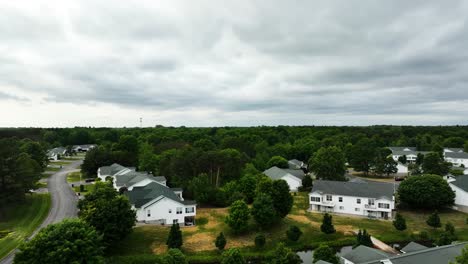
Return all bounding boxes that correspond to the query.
[398,174,455,209]
[309,146,346,181]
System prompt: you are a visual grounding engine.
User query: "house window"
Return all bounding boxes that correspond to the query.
[311,197,321,202]
[355,208,360,212]
[186,207,194,213]
[173,219,178,224]
[147,209,151,217]
[368,199,375,205]
[357,198,361,204]
[168,209,172,213]
[339,206,344,210]
[339,197,343,202]
[176,207,183,214]
[326,195,332,201]
[378,203,390,209]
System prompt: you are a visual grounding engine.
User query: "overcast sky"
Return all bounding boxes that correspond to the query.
[1,0,468,127]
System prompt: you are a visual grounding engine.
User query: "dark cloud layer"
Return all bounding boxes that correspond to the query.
[1,0,468,126]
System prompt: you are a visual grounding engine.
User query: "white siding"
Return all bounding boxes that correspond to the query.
[397,163,408,174]
[281,174,302,192]
[449,183,468,208]
[136,196,196,224]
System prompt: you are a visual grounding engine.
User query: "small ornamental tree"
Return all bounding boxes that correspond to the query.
[164,249,188,264]
[221,248,246,264]
[225,200,250,234]
[313,244,339,264]
[255,233,266,248]
[251,193,277,227]
[393,213,407,231]
[426,211,442,229]
[215,232,227,251]
[14,219,104,264]
[286,225,302,242]
[271,243,302,264]
[166,223,183,249]
[320,213,336,234]
[355,229,373,247]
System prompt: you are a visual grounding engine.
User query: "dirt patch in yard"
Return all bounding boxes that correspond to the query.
[335,225,354,235]
[288,214,318,226]
[184,232,217,252]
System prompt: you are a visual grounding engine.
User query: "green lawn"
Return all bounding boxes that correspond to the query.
[0,194,51,259]
[72,184,95,194]
[45,166,61,172]
[67,172,82,183]
[107,192,468,262]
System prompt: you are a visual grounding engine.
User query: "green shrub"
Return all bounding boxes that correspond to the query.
[255,233,266,248]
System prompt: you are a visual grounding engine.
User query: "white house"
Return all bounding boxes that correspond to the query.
[444,151,468,167]
[97,163,196,225]
[47,147,67,161]
[73,144,97,152]
[263,166,305,191]
[396,163,408,175]
[388,147,429,163]
[309,180,395,219]
[446,175,468,213]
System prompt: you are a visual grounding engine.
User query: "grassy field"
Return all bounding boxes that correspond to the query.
[45,166,61,172]
[72,184,95,193]
[0,194,51,259]
[67,172,82,183]
[107,192,468,262]
[49,160,73,166]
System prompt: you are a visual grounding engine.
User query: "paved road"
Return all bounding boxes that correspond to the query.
[0,160,82,264]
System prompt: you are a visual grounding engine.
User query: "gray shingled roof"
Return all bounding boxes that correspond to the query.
[127,182,195,208]
[445,151,468,159]
[311,180,395,200]
[263,166,305,181]
[342,245,392,263]
[400,242,428,253]
[153,176,167,182]
[115,171,154,188]
[389,147,417,152]
[47,147,67,156]
[450,175,468,192]
[364,242,468,264]
[445,148,464,153]
[391,150,430,156]
[315,261,332,264]
[288,159,303,169]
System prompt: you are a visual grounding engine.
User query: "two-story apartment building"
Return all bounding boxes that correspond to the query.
[444,150,468,167]
[309,180,395,219]
[388,147,429,163]
[97,163,196,225]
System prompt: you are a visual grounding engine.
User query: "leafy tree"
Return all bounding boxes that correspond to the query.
[225,200,250,234]
[309,146,346,181]
[313,244,339,264]
[426,211,442,228]
[256,176,274,195]
[398,155,407,164]
[81,146,113,177]
[416,153,425,165]
[302,174,313,188]
[221,248,246,264]
[255,233,266,248]
[382,157,398,176]
[271,243,301,264]
[267,156,289,168]
[320,213,336,234]
[78,182,136,247]
[286,225,302,242]
[20,140,48,170]
[188,173,215,204]
[138,142,159,173]
[355,229,373,247]
[238,173,258,203]
[348,138,377,175]
[422,152,450,175]
[398,174,455,209]
[164,248,188,264]
[437,222,457,246]
[451,245,468,264]
[14,219,104,264]
[393,213,407,231]
[166,223,183,249]
[215,232,227,250]
[251,193,277,228]
[271,180,293,218]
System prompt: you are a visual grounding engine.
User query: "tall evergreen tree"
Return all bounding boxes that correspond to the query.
[215,232,227,250]
[393,213,407,231]
[166,223,183,249]
[320,213,336,234]
[426,211,442,228]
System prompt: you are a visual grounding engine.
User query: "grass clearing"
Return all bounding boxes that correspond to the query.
[72,184,95,194]
[67,172,82,183]
[45,166,61,172]
[107,192,468,261]
[49,160,72,166]
[0,194,51,259]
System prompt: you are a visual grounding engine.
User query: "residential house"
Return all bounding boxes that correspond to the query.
[446,175,468,213]
[97,163,196,225]
[444,151,468,167]
[339,242,468,264]
[288,159,306,170]
[388,147,429,163]
[341,245,392,264]
[47,147,67,161]
[396,163,408,175]
[263,166,305,191]
[309,180,395,219]
[73,144,97,152]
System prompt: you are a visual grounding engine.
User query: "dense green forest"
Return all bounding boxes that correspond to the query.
[1,126,468,207]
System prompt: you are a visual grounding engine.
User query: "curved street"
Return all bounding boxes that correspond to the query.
[0,160,81,264]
